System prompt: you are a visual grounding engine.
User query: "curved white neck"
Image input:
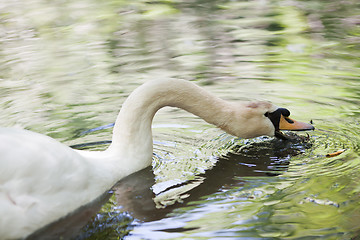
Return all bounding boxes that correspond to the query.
[107,79,232,175]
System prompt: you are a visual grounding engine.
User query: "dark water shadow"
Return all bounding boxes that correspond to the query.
[113,134,311,222]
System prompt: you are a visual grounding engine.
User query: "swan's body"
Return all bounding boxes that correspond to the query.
[0,79,313,239]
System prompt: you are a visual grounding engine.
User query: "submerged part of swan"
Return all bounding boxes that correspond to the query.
[0,79,314,239]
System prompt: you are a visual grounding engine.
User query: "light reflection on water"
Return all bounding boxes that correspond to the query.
[1,0,360,239]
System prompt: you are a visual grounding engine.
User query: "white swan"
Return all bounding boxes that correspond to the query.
[0,79,314,239]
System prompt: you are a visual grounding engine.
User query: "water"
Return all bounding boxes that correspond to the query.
[1,0,360,239]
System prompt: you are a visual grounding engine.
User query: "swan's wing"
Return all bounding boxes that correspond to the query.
[0,128,91,239]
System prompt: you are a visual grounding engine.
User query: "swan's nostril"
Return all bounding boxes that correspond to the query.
[285,117,294,124]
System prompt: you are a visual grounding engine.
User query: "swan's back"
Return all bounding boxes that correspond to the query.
[0,128,96,239]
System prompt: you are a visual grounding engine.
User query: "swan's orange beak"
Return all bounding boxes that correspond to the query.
[267,108,315,140]
[279,115,315,131]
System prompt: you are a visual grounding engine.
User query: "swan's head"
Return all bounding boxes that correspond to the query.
[227,101,314,139]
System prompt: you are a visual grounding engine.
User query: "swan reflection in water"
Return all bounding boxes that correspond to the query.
[114,133,312,222]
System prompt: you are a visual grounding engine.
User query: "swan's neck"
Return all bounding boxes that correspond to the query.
[107,79,231,176]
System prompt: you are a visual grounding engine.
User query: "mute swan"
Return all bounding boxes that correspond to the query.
[0,79,314,239]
